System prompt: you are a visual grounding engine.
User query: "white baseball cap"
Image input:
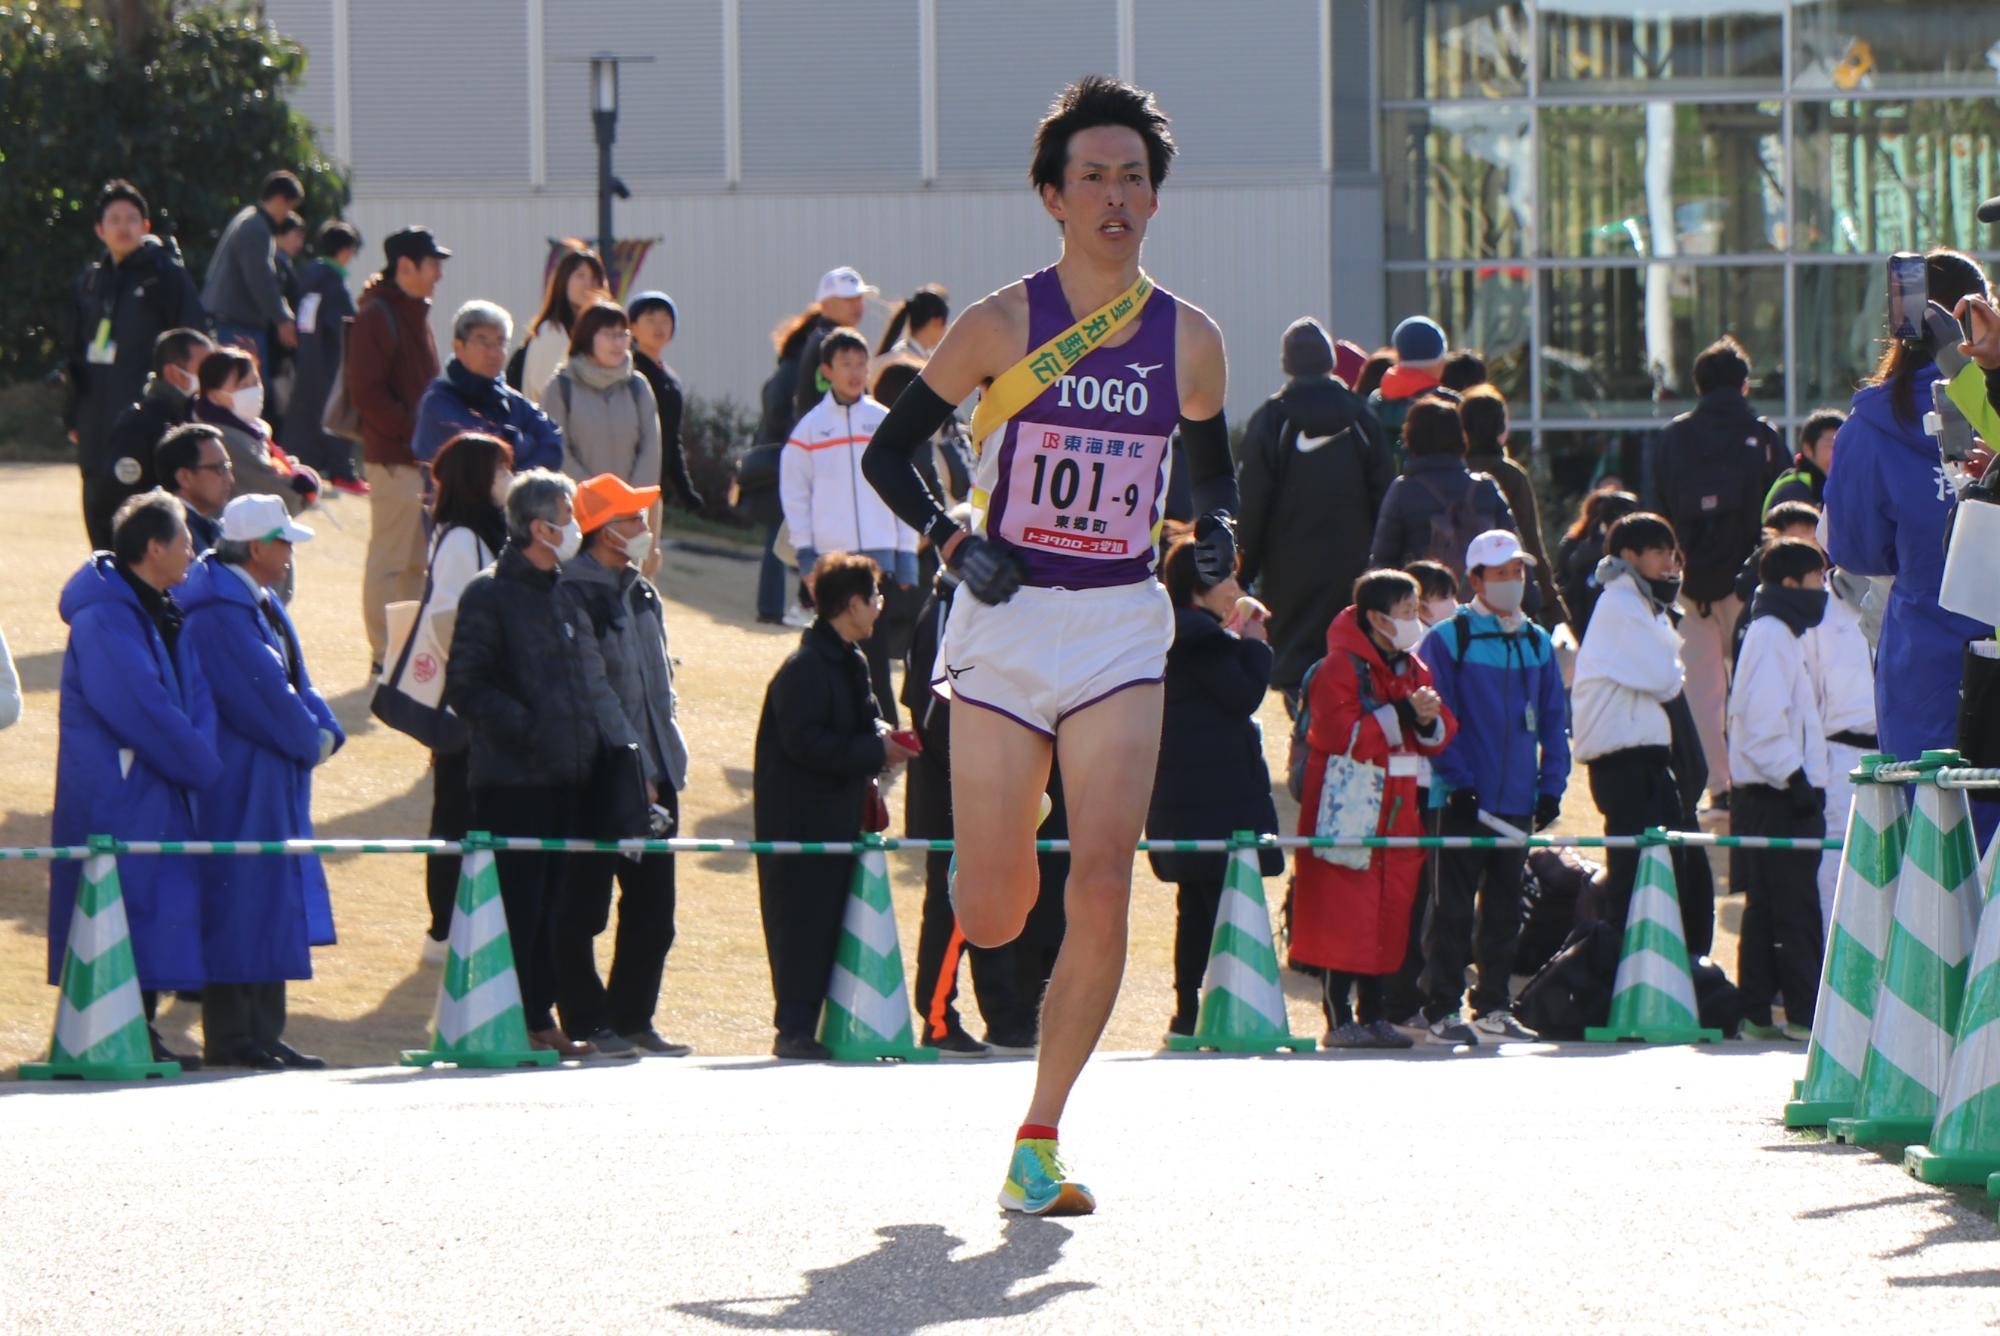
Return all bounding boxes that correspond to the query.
[1464,528,1532,573]
[815,266,876,302]
[220,494,315,545]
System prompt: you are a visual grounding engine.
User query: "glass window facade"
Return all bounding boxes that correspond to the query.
[1381,0,2000,522]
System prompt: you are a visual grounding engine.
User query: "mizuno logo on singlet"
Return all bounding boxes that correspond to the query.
[1126,362,1163,380]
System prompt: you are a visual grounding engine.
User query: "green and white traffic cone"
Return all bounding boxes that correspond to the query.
[22,841,180,1080]
[1786,761,1907,1126]
[1829,753,1980,1145]
[402,834,557,1069]
[1585,835,1723,1044]
[1905,821,2000,1182]
[819,842,936,1062]
[1168,836,1314,1054]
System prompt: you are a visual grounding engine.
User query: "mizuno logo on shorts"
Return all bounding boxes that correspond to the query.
[945,664,974,680]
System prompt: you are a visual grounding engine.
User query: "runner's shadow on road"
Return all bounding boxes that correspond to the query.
[674,1217,1093,1334]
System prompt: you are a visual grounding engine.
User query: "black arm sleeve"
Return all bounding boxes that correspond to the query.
[1181,411,1239,517]
[861,377,959,546]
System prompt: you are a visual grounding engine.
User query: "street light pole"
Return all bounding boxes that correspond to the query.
[591,54,619,261]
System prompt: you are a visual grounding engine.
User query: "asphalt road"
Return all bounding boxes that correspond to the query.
[2,1043,1994,1333]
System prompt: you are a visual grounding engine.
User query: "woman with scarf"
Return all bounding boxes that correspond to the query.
[544,303,661,499]
[193,347,319,516]
[1571,511,1691,938]
[1291,568,1456,1048]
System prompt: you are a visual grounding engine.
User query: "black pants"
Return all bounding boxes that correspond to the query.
[472,783,581,1034]
[202,981,287,1057]
[1383,800,1439,1021]
[1422,808,1530,1020]
[1587,747,1710,955]
[861,630,899,730]
[1732,783,1827,1027]
[1323,972,1386,1027]
[426,748,473,941]
[554,791,678,1037]
[82,472,146,551]
[912,849,1021,1041]
[1170,876,1225,1033]
[759,853,854,1037]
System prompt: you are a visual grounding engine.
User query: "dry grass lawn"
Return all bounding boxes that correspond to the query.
[0,461,1743,1070]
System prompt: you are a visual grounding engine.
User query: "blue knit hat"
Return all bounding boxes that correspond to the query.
[1392,315,1447,363]
[626,290,677,324]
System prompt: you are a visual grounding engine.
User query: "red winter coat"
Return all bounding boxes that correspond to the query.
[1291,607,1456,974]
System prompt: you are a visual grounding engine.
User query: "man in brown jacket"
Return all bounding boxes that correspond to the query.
[348,226,448,670]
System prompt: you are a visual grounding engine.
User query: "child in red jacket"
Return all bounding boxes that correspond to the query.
[1293,568,1456,1048]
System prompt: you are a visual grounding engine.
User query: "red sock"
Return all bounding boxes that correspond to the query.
[1017,1123,1059,1142]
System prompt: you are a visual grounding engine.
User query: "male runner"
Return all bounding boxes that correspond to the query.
[863,76,1238,1215]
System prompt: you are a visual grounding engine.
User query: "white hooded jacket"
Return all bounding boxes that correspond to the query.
[1730,609,1830,790]
[1572,570,1685,762]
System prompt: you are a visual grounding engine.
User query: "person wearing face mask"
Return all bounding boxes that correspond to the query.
[99,328,215,546]
[551,475,695,1059]
[1291,569,1456,1049]
[1727,538,1832,1040]
[414,432,516,957]
[1572,512,1692,939]
[192,347,318,513]
[445,468,643,1060]
[1145,525,1284,1041]
[1415,531,1570,1046]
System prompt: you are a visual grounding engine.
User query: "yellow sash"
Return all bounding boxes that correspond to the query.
[967,269,1154,451]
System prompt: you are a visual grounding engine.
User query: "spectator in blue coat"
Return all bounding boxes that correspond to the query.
[179,495,345,1069]
[49,491,220,1068]
[413,301,563,473]
[1416,529,1570,1043]
[1825,248,1991,770]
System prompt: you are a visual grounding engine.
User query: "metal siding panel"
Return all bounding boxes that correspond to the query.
[347,0,532,186]
[1134,0,1321,170]
[934,0,1118,178]
[266,0,337,142]
[1329,0,1374,175]
[541,0,726,185]
[738,0,920,180]
[346,182,1326,425]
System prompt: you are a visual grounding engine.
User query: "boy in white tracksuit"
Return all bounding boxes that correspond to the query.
[1728,538,1831,1038]
[1805,566,1879,931]
[1573,512,1690,938]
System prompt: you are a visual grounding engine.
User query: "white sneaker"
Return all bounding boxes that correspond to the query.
[1426,1013,1480,1046]
[420,935,449,965]
[781,606,814,629]
[1472,1009,1539,1042]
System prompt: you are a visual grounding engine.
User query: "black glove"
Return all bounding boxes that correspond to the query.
[1445,789,1479,825]
[1785,768,1824,818]
[1192,511,1237,586]
[947,533,1027,606]
[1534,793,1561,831]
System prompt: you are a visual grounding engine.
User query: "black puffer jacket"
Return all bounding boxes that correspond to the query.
[1236,375,1393,692]
[754,619,887,844]
[445,544,635,788]
[1147,606,1283,883]
[67,237,206,471]
[105,375,197,496]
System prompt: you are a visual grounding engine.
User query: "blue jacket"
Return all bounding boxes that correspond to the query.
[49,557,221,990]
[412,359,563,472]
[178,556,345,982]
[1420,604,1570,816]
[1825,365,1985,763]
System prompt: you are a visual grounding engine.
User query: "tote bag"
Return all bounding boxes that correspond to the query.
[1312,720,1384,870]
[370,530,476,751]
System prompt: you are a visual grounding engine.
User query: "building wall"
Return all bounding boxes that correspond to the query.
[267,0,1359,422]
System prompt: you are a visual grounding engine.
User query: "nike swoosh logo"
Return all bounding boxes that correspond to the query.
[945,664,973,680]
[1295,433,1336,453]
[1127,362,1163,380]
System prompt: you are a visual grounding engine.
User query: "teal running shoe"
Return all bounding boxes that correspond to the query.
[999,1138,1096,1216]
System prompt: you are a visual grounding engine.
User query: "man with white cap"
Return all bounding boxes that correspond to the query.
[795,266,876,422]
[179,494,345,1069]
[1413,528,1569,1045]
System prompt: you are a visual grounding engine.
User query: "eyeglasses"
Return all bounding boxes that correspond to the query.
[463,334,507,351]
[191,460,234,474]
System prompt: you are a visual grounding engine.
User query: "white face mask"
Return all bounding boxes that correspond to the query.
[1378,613,1424,652]
[490,470,514,507]
[229,380,265,423]
[1481,579,1525,615]
[618,527,654,566]
[543,518,583,562]
[1423,598,1457,626]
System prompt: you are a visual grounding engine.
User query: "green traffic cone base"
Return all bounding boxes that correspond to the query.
[1783,1098,1857,1128]
[1827,1114,1936,1146]
[1904,1143,2000,1185]
[20,1057,180,1081]
[1585,1023,1722,1044]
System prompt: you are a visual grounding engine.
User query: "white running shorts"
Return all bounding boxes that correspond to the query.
[934,579,1174,738]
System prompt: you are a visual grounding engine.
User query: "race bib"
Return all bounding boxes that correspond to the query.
[999,420,1163,559]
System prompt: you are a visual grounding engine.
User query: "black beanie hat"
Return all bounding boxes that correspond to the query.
[1281,317,1334,378]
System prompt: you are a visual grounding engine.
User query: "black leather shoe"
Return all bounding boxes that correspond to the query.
[147,1026,203,1071]
[772,1033,832,1061]
[268,1041,326,1070]
[215,1044,284,1071]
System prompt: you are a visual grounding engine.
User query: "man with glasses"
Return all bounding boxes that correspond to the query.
[413,299,564,473]
[155,422,236,553]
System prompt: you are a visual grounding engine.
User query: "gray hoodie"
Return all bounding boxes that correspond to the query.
[558,550,688,791]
